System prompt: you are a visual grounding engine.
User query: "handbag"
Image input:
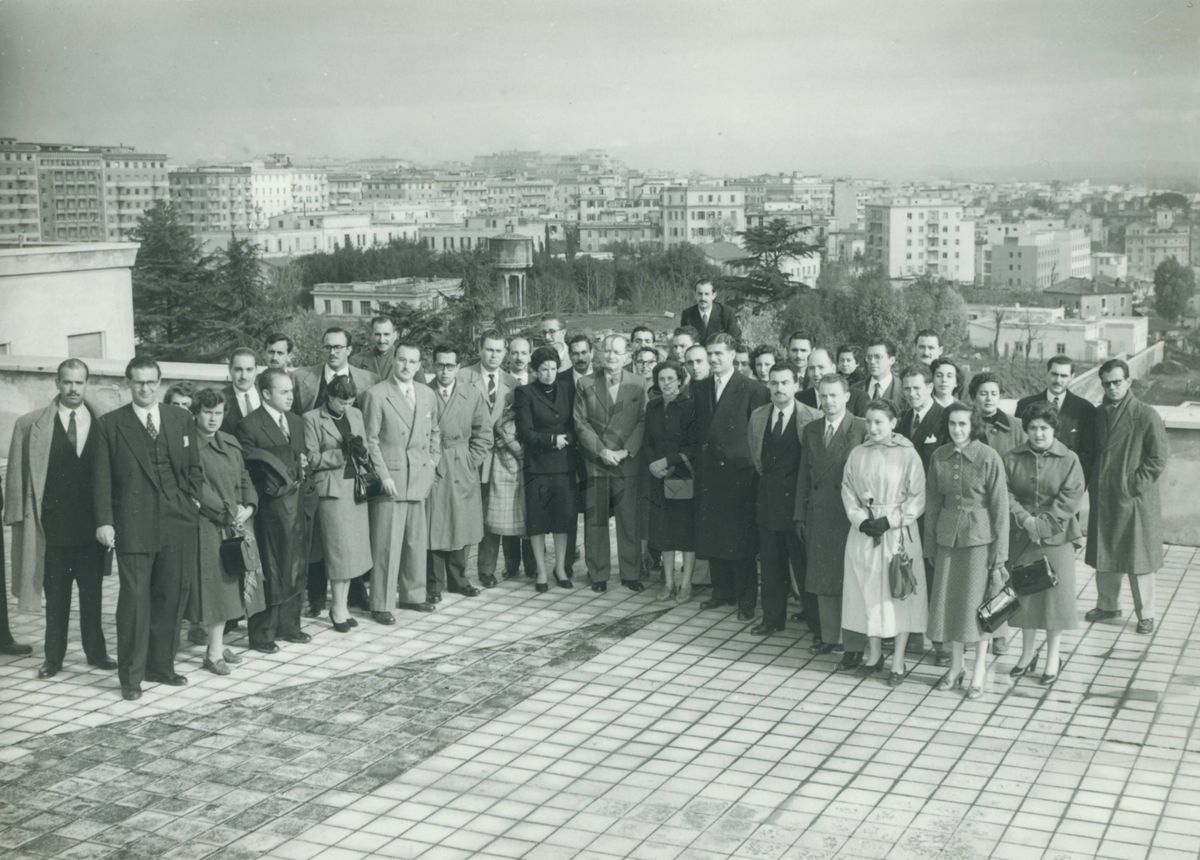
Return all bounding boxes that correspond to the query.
[977,584,1020,633]
[353,464,384,503]
[888,526,917,600]
[1008,532,1059,596]
[219,524,260,578]
[663,476,694,500]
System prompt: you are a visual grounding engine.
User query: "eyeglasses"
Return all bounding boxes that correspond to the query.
[434,362,458,370]
[323,344,349,352]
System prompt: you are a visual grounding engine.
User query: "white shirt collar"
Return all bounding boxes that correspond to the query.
[870,374,892,393]
[324,364,350,384]
[1048,390,1063,403]
[439,383,455,399]
[131,402,161,430]
[262,402,287,426]
[825,410,846,433]
[233,385,260,415]
[774,400,795,424]
[57,402,91,451]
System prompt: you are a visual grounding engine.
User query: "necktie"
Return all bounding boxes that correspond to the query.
[67,410,78,453]
[773,410,784,438]
[823,422,835,446]
[403,386,414,406]
[701,311,709,329]
[244,393,253,416]
[441,388,451,403]
[145,411,158,440]
[278,414,289,440]
[714,376,724,403]
[871,382,881,401]
[1053,394,1062,412]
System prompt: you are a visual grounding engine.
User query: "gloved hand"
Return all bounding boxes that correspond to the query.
[859,516,890,538]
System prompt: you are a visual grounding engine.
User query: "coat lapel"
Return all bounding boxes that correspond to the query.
[27,403,57,513]
[117,406,159,487]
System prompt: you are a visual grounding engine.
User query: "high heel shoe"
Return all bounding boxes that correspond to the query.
[1039,657,1065,686]
[329,611,352,633]
[676,582,692,603]
[857,656,885,676]
[966,683,985,700]
[535,582,549,594]
[555,574,573,589]
[887,666,906,687]
[1009,653,1038,678]
[936,670,965,691]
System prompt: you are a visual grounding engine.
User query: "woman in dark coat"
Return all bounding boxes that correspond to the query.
[1004,401,1086,686]
[645,359,697,603]
[188,388,265,675]
[514,346,576,592]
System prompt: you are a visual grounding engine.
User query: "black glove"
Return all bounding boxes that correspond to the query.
[346,435,369,461]
[859,516,890,538]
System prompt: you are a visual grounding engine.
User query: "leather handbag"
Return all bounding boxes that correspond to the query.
[353,464,384,503]
[1009,556,1058,596]
[888,526,917,600]
[663,476,694,500]
[977,585,1020,633]
[220,525,260,577]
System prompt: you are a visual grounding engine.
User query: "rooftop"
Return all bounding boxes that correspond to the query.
[1045,276,1134,296]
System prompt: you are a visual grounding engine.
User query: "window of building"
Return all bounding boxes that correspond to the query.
[341,300,353,314]
[360,301,371,316]
[67,331,104,359]
[323,299,332,313]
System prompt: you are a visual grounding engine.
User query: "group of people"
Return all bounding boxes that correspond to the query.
[0,279,1169,702]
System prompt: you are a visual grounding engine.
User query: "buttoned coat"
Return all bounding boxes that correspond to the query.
[1003,440,1085,549]
[981,411,1027,460]
[302,406,367,499]
[291,364,378,414]
[793,413,868,594]
[748,401,822,476]
[680,300,741,343]
[4,398,104,611]
[573,369,648,479]
[361,379,441,502]
[457,363,517,484]
[1016,388,1096,480]
[221,383,258,435]
[427,384,493,550]
[690,373,770,560]
[924,440,1009,567]
[1085,394,1167,574]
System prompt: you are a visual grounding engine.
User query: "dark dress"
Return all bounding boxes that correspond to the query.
[186,431,266,626]
[514,380,577,536]
[644,390,697,552]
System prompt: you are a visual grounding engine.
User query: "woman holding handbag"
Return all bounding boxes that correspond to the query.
[1003,400,1086,685]
[303,375,372,632]
[644,359,697,602]
[841,400,927,686]
[187,389,265,675]
[925,402,1010,700]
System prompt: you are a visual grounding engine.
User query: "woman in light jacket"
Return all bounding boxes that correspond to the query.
[841,400,926,687]
[1003,401,1086,685]
[925,402,1010,700]
[303,375,372,632]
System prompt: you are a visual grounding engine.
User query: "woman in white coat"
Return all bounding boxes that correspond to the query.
[841,399,927,687]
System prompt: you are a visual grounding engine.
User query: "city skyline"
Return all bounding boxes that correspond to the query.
[2,0,1196,181]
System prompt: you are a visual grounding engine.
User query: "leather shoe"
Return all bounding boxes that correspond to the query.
[186,625,207,645]
[699,598,729,610]
[304,604,322,618]
[591,582,608,593]
[1085,608,1121,622]
[251,641,281,653]
[623,581,645,593]
[121,685,142,701]
[737,610,754,621]
[202,657,230,676]
[750,624,781,636]
[535,582,549,594]
[427,590,443,604]
[503,570,521,580]
[89,657,118,671]
[222,648,242,664]
[479,574,498,588]
[397,602,435,612]
[281,632,312,644]
[145,671,187,686]
[0,641,33,657]
[37,663,59,680]
[329,611,352,633]
[1136,618,1154,634]
[836,652,863,672]
[450,585,481,598]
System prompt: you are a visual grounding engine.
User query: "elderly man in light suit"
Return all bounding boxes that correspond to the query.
[362,343,440,623]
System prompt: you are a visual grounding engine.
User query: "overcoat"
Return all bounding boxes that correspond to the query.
[4,398,103,611]
[457,363,518,484]
[794,412,868,594]
[690,373,770,560]
[302,405,372,580]
[981,411,1027,460]
[573,368,648,479]
[1003,439,1085,549]
[1016,388,1096,480]
[1085,394,1167,574]
[428,383,493,550]
[361,380,440,502]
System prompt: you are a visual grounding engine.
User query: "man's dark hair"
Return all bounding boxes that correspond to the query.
[768,364,798,383]
[432,344,458,364]
[478,328,505,346]
[787,330,815,348]
[191,387,225,413]
[816,373,851,394]
[836,343,861,361]
[866,338,897,358]
[256,367,290,394]
[706,332,737,350]
[1099,358,1130,380]
[322,326,352,345]
[631,324,654,341]
[567,333,592,350]
[164,381,195,405]
[369,316,395,330]
[264,332,293,352]
[124,356,161,380]
[56,358,89,381]
[900,363,933,384]
[915,329,940,344]
[1047,354,1073,372]
[673,325,700,340]
[228,347,258,367]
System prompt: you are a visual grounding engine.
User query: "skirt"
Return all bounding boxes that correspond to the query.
[1008,541,1079,632]
[646,477,695,552]
[927,544,992,644]
[485,451,526,536]
[187,521,267,626]
[316,481,373,581]
[524,471,576,536]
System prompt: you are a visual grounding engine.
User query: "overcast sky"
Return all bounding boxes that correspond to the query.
[1,0,1196,178]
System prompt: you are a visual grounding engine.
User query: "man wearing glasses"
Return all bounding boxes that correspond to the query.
[292,327,378,415]
[541,316,569,369]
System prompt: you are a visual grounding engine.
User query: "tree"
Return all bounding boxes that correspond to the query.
[1154,257,1196,323]
[902,276,969,356]
[722,218,823,311]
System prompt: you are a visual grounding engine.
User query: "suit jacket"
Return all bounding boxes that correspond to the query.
[302,405,367,499]
[798,386,870,417]
[853,375,906,414]
[291,364,378,414]
[898,402,947,471]
[748,401,823,476]
[221,383,258,435]
[573,368,648,479]
[515,380,575,475]
[457,363,517,483]
[1015,388,1096,480]
[361,379,441,501]
[350,350,394,382]
[5,399,103,610]
[92,403,200,554]
[680,300,741,343]
[558,368,589,487]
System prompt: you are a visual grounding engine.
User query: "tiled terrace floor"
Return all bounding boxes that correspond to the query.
[0,544,1197,860]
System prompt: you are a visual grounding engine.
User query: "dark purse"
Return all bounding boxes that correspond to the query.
[663,477,694,500]
[346,434,383,503]
[1009,556,1058,596]
[977,584,1020,633]
[219,522,261,577]
[888,525,917,601]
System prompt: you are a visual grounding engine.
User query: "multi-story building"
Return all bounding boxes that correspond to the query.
[1125,217,1190,280]
[864,198,975,283]
[1092,252,1128,281]
[1043,275,1134,319]
[660,184,746,249]
[0,139,41,242]
[101,149,169,240]
[578,222,660,254]
[988,228,1091,289]
[169,162,328,232]
[328,173,364,209]
[194,211,422,258]
[311,276,463,318]
[36,146,106,242]
[485,177,555,213]
[362,172,439,204]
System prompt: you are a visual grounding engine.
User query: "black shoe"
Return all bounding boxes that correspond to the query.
[428,591,443,605]
[304,605,322,618]
[37,663,59,680]
[145,671,188,686]
[479,574,498,588]
[1136,618,1155,634]
[281,632,312,644]
[371,612,396,626]
[887,669,906,687]
[555,575,573,589]
[88,657,118,671]
[0,641,32,657]
[449,585,481,598]
[836,652,863,672]
[503,569,521,580]
[737,609,754,621]
[535,582,549,594]
[624,581,646,593]
[121,685,142,701]
[1039,657,1067,686]
[591,582,608,594]
[750,624,782,636]
[347,616,359,628]
[329,611,352,634]
[397,602,436,613]
[1084,608,1121,622]
[251,641,281,653]
[1009,654,1038,678]
[857,656,885,676]
[790,611,806,623]
[699,599,729,610]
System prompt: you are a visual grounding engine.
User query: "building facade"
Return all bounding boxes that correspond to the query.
[0,140,42,243]
[864,199,975,283]
[988,228,1091,289]
[1125,221,1190,280]
[311,276,463,318]
[660,185,747,249]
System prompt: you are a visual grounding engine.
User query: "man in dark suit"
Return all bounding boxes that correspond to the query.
[221,347,261,435]
[292,326,378,414]
[1015,354,1096,482]
[786,331,815,386]
[748,364,821,635]
[6,359,115,679]
[351,316,398,382]
[799,348,869,416]
[897,364,946,471]
[853,339,906,414]
[574,334,649,592]
[680,280,741,344]
[93,357,200,700]
[558,333,593,573]
[235,368,315,652]
[693,334,771,618]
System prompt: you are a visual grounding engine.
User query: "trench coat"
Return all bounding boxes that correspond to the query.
[428,383,493,551]
[303,405,373,581]
[1085,394,1167,574]
[794,413,868,595]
